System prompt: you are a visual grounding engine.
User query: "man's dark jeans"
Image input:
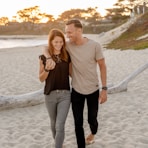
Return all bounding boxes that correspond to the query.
[71,88,99,148]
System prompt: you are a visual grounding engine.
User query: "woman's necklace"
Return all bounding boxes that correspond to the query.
[53,54,62,63]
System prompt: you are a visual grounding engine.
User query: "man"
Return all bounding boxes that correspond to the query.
[44,19,107,148]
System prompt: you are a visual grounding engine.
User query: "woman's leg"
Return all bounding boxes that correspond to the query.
[55,90,71,148]
[45,93,57,139]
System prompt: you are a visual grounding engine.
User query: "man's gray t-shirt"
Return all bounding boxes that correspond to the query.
[66,38,104,94]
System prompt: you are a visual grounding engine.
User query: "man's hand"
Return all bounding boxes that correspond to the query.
[99,90,107,104]
[45,59,56,70]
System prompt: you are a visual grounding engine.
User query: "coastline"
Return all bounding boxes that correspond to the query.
[0,35,48,39]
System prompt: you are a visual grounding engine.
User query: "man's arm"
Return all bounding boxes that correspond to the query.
[97,58,107,104]
[42,47,51,58]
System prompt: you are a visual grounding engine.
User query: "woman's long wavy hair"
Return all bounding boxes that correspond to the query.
[47,28,68,62]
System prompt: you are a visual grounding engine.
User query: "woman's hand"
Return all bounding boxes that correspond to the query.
[45,59,56,70]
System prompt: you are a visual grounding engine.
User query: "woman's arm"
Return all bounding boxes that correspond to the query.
[42,47,56,70]
[69,62,72,77]
[38,58,49,82]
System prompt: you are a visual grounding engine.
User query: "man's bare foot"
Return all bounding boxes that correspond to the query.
[85,134,95,145]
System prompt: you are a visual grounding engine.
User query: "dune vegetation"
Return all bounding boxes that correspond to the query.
[106,12,148,50]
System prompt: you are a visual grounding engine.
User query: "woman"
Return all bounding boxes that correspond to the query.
[39,29,71,148]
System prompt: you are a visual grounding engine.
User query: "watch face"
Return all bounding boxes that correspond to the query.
[102,87,107,90]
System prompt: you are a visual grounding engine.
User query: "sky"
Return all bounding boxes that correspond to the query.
[0,0,117,19]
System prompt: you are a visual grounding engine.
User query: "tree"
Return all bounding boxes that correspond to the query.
[0,17,9,25]
[57,8,86,22]
[114,0,146,12]
[16,6,41,23]
[105,0,144,22]
[39,13,54,23]
[85,7,101,23]
[57,7,101,24]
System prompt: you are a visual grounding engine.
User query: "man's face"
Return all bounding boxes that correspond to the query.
[65,24,78,43]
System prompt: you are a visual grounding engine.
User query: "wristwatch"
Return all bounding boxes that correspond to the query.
[102,86,108,90]
[46,57,52,60]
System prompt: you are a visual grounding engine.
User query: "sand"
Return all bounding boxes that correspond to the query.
[0,19,148,147]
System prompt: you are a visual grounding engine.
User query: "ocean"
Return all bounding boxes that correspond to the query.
[0,36,48,49]
[0,34,97,49]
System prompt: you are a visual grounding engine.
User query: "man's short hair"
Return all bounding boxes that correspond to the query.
[66,19,83,28]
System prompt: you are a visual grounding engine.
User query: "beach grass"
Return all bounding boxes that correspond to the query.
[106,12,148,50]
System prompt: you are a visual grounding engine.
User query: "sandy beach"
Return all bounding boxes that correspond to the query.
[0,32,148,148]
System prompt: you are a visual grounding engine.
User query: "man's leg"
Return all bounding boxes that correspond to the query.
[71,88,86,148]
[86,89,99,144]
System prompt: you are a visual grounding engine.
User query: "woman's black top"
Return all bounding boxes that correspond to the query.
[39,54,70,95]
